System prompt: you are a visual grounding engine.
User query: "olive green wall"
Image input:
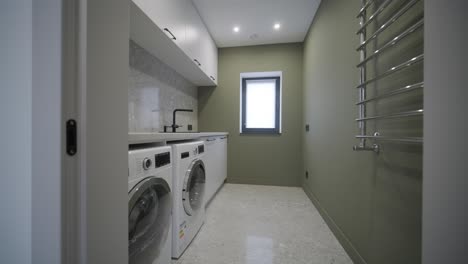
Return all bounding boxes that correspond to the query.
[198,43,303,186]
[302,1,422,264]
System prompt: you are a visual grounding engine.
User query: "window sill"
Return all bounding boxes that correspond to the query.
[240,130,282,135]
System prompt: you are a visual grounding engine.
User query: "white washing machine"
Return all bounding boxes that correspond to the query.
[128,146,173,264]
[170,141,206,259]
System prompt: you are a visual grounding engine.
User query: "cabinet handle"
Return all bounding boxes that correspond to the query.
[194,59,201,66]
[210,76,215,81]
[206,138,216,142]
[163,28,176,40]
[220,136,228,139]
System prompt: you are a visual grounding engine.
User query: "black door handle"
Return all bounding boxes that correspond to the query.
[163,28,176,40]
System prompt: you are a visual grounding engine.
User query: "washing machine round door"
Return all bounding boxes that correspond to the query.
[128,177,171,264]
[182,159,206,216]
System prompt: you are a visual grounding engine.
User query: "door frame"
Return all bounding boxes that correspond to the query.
[61,0,130,263]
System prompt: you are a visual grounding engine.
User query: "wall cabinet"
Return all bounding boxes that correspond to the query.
[133,0,187,49]
[185,0,218,83]
[131,0,218,86]
[203,136,228,204]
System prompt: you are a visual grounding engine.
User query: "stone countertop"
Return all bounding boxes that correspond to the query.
[129,132,229,145]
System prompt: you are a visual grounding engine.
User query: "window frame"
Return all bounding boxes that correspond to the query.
[241,76,281,134]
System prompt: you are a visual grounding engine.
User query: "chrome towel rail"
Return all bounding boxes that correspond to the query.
[355,109,423,122]
[355,135,423,144]
[357,18,423,67]
[356,0,368,151]
[357,0,421,51]
[356,82,423,105]
[357,0,374,18]
[356,0,393,34]
[356,54,423,89]
[354,0,423,153]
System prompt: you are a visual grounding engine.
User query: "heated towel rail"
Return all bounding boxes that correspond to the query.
[353,0,423,153]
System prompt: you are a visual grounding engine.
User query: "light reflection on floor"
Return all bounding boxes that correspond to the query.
[246,236,273,264]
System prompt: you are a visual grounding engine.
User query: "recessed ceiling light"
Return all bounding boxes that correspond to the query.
[274,23,281,30]
[233,26,240,33]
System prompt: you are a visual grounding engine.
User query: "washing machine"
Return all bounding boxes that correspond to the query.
[128,146,173,264]
[170,141,206,259]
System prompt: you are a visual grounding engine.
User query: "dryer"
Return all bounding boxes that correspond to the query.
[128,146,173,264]
[170,141,206,258]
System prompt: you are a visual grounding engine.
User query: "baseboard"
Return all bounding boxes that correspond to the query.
[227,177,299,187]
[302,184,368,264]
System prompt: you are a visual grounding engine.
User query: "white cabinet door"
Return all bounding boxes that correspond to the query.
[204,35,218,84]
[217,136,228,186]
[203,135,227,205]
[184,0,218,84]
[184,0,205,71]
[132,0,187,50]
[203,137,218,203]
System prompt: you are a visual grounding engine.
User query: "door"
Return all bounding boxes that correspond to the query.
[182,159,206,216]
[2,1,63,263]
[128,177,172,264]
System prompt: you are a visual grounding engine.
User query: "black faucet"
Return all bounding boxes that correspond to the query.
[164,109,193,132]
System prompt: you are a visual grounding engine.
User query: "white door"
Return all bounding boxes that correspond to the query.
[203,33,218,83]
[218,136,228,184]
[1,1,67,263]
[184,0,206,71]
[203,137,217,202]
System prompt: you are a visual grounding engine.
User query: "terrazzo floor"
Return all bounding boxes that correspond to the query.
[172,184,353,264]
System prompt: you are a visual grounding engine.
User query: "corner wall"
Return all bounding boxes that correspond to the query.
[302,0,422,263]
[423,1,468,263]
[199,43,303,186]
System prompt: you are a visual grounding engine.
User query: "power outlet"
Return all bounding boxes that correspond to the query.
[188,124,193,131]
[305,124,310,132]
[305,171,309,179]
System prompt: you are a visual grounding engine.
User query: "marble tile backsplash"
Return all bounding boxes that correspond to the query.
[129,40,198,133]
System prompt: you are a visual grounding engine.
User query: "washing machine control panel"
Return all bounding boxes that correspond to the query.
[129,147,172,181]
[155,152,171,168]
[198,145,204,154]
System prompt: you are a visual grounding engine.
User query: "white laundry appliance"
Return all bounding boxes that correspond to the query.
[128,146,173,264]
[170,141,206,258]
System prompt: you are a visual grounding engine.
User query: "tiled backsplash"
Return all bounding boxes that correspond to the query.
[129,40,198,133]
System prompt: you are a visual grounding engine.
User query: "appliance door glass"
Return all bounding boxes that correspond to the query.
[183,159,206,216]
[128,177,171,264]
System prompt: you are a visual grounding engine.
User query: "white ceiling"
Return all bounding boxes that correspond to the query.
[192,0,321,48]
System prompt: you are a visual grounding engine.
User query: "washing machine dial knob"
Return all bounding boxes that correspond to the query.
[142,158,152,170]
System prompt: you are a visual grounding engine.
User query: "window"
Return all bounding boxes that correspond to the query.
[241,76,281,134]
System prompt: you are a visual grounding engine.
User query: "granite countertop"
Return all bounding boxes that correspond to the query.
[129,132,229,145]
